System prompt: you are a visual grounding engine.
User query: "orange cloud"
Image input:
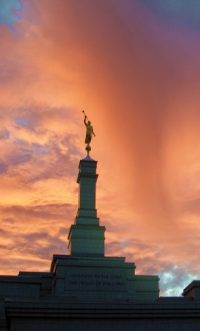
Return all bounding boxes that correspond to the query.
[0,0,200,295]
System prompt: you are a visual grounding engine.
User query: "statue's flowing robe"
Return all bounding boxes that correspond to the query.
[85,125,93,144]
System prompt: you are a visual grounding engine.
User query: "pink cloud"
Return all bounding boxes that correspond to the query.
[0,0,200,295]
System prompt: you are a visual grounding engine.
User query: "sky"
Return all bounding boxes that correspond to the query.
[0,0,200,296]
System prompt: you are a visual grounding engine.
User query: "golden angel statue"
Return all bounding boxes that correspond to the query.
[82,110,96,154]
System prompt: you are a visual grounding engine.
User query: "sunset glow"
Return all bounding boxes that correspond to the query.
[0,0,200,296]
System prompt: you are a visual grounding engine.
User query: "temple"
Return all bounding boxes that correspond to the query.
[0,155,200,330]
[52,155,158,303]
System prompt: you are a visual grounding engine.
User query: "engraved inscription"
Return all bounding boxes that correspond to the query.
[66,272,125,290]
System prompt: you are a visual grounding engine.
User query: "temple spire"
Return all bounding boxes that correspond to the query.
[68,156,105,256]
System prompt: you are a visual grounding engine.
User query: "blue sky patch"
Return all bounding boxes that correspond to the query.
[143,0,200,29]
[0,0,22,27]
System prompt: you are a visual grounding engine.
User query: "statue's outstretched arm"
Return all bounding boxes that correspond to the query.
[82,110,88,126]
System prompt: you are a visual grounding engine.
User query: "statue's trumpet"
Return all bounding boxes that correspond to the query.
[82,110,87,119]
